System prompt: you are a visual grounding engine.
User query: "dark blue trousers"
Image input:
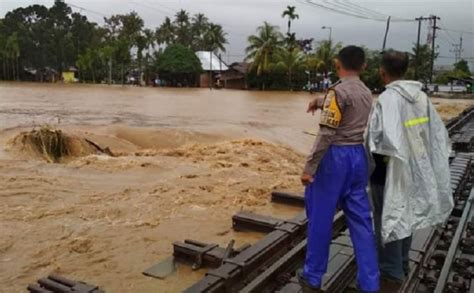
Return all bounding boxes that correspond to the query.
[372,184,412,281]
[303,145,380,292]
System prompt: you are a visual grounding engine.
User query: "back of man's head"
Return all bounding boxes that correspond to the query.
[336,46,366,72]
[381,50,409,79]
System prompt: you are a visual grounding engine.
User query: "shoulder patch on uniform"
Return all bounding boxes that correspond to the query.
[320,89,342,128]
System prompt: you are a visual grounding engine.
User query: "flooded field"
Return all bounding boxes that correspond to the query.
[0,82,472,292]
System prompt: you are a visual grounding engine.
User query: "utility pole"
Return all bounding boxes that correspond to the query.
[209,51,213,90]
[382,16,391,52]
[414,16,435,81]
[322,26,332,44]
[429,15,440,84]
[451,43,461,63]
[451,35,464,63]
[415,17,426,80]
[219,53,222,89]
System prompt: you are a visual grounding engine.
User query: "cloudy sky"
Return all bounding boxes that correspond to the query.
[1,0,473,66]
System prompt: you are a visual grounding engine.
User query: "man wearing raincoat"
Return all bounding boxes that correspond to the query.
[366,51,453,290]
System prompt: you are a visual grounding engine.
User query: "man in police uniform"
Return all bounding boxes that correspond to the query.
[299,46,379,293]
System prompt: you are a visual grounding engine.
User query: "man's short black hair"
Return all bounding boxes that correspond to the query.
[337,46,366,71]
[381,50,409,78]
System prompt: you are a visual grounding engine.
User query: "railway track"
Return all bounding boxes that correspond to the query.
[179,106,474,293]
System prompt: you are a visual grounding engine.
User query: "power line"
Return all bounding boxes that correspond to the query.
[338,0,391,19]
[67,2,108,18]
[143,0,177,14]
[440,27,457,43]
[297,0,415,22]
[297,0,385,21]
[439,27,474,35]
[438,34,452,47]
[326,0,389,20]
[438,56,473,60]
[130,1,170,16]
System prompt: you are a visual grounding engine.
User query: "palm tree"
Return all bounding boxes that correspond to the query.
[143,29,155,83]
[174,9,191,46]
[245,22,284,82]
[282,6,299,50]
[275,48,306,90]
[192,13,209,50]
[175,9,190,26]
[282,6,299,35]
[136,34,147,72]
[99,45,115,84]
[314,40,342,76]
[204,23,227,53]
[156,17,175,46]
[204,23,228,89]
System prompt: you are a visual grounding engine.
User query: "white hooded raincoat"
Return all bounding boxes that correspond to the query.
[367,80,454,243]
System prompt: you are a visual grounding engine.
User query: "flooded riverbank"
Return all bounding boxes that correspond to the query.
[0,82,472,292]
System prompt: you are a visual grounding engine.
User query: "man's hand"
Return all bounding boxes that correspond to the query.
[301,173,314,186]
[307,99,318,116]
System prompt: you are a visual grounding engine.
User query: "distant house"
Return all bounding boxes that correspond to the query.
[219,62,249,90]
[195,51,228,88]
[23,67,59,82]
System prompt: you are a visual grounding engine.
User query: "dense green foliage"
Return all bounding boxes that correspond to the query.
[0,1,447,90]
[435,59,471,84]
[0,0,227,84]
[156,44,202,86]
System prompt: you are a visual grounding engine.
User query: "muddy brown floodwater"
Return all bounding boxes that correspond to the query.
[0,82,472,293]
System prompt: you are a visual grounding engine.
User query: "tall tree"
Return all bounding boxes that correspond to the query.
[454,59,471,75]
[156,43,202,86]
[174,9,191,46]
[274,48,306,90]
[245,22,284,76]
[282,6,299,35]
[156,17,175,46]
[281,6,299,50]
[408,44,434,83]
[204,23,227,53]
[76,48,96,82]
[191,13,209,50]
[47,0,74,73]
[314,40,342,77]
[5,33,20,80]
[104,12,144,84]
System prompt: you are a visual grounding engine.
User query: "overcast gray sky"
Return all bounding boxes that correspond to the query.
[1,0,473,67]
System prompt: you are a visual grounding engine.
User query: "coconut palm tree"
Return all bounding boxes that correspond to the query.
[245,22,284,78]
[174,9,191,46]
[143,29,155,83]
[191,13,209,50]
[204,23,227,53]
[275,48,306,90]
[203,23,228,88]
[156,17,175,46]
[314,40,342,76]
